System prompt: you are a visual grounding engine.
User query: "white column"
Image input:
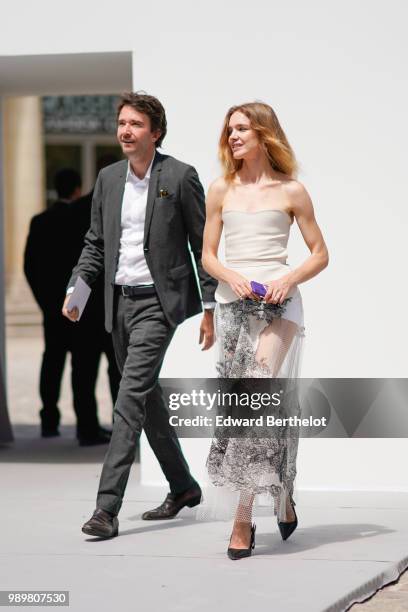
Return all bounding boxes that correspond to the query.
[3,96,45,333]
[0,96,13,442]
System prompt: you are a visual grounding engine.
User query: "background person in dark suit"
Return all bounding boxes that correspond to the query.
[24,169,113,445]
[62,92,217,538]
[70,155,122,431]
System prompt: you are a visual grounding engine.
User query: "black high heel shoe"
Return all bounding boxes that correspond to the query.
[227,523,256,560]
[277,498,298,541]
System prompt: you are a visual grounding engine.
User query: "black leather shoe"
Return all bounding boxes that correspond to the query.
[82,508,119,538]
[78,429,111,447]
[142,485,202,520]
[98,426,113,436]
[41,425,60,438]
[228,523,256,560]
[40,409,60,438]
[277,498,298,541]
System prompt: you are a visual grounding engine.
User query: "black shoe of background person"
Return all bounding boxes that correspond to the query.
[78,427,112,447]
[40,410,60,438]
[82,508,118,538]
[142,485,202,520]
[98,426,113,436]
[41,424,60,438]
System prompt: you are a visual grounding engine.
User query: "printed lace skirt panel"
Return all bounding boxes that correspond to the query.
[196,296,305,522]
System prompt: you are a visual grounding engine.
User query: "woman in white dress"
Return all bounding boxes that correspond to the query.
[200,101,329,559]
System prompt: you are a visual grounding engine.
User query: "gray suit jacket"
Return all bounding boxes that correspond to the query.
[68,151,217,332]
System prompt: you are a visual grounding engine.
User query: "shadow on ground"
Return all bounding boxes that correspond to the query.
[0,424,140,464]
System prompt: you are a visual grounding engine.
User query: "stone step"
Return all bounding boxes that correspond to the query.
[6,325,42,338]
[5,302,42,338]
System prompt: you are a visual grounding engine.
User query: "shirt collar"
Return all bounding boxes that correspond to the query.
[126,151,156,183]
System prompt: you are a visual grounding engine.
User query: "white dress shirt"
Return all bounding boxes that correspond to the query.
[114,155,155,286]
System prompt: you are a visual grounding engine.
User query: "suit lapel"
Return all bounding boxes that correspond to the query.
[111,161,127,256]
[143,151,163,247]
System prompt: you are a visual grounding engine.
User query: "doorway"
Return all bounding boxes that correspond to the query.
[0,51,133,442]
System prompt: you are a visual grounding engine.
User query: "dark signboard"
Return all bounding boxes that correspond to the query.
[43,95,119,134]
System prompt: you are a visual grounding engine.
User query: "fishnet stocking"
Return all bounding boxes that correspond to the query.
[230,491,255,549]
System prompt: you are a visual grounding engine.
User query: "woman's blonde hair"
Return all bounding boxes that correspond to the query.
[219,101,298,181]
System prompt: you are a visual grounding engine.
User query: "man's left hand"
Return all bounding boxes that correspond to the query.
[199,310,215,350]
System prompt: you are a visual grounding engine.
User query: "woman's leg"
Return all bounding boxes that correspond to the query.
[256,317,299,521]
[229,491,255,548]
[255,316,298,377]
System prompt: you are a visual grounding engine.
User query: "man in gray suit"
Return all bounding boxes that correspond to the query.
[62,92,217,538]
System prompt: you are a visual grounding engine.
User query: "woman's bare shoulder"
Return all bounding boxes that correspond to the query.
[209,176,230,195]
[207,176,230,206]
[283,178,312,211]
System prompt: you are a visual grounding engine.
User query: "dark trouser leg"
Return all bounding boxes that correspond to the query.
[70,339,101,438]
[97,293,177,515]
[39,318,67,428]
[108,292,196,498]
[143,384,197,495]
[102,331,121,411]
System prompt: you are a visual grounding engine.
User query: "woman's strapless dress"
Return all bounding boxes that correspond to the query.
[197,208,305,522]
[215,208,304,328]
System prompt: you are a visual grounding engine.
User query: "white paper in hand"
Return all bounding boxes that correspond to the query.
[67,276,91,321]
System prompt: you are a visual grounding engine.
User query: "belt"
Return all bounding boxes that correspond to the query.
[115,284,156,297]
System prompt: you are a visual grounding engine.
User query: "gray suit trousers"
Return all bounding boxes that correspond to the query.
[96,289,197,515]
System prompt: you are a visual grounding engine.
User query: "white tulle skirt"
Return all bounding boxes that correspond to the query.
[196,293,305,522]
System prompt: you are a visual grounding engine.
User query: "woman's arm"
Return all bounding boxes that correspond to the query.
[265,180,329,304]
[202,178,255,299]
